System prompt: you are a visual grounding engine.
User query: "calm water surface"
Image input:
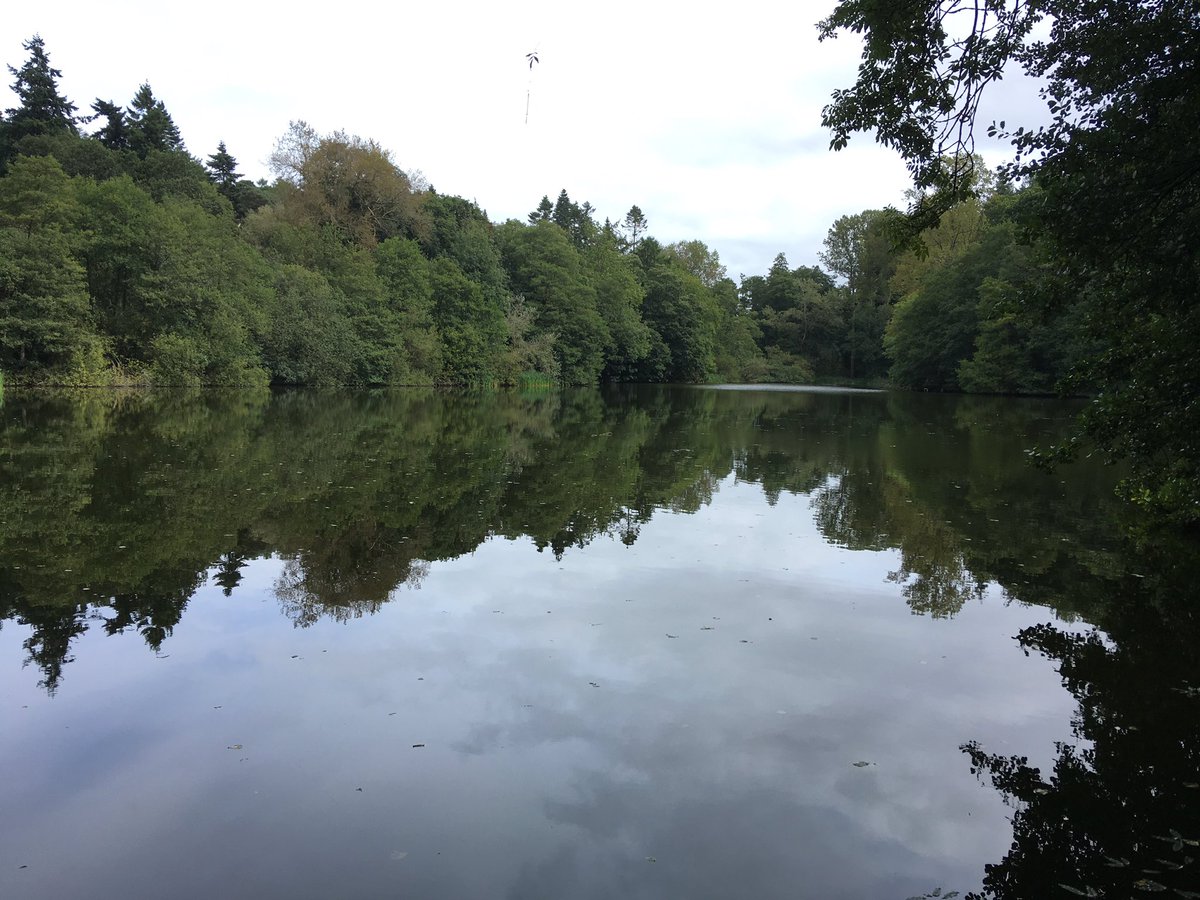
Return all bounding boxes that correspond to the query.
[1,386,1196,899]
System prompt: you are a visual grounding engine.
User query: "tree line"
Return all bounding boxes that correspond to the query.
[1,26,1195,521]
[817,0,1199,523]
[0,36,1079,395]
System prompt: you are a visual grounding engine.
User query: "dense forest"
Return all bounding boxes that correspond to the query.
[0,36,1084,397]
[817,0,1198,523]
[0,20,1195,522]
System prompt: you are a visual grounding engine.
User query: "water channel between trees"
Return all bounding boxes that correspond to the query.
[1,385,1196,899]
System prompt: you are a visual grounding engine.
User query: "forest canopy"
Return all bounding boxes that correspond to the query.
[818,0,1200,524]
[0,24,1195,522]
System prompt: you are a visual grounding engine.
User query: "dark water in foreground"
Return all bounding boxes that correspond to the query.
[1,386,1197,899]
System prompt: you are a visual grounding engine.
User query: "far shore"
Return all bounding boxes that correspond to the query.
[701,383,885,394]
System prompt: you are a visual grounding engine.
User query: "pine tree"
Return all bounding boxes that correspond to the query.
[205,141,240,191]
[126,83,183,157]
[549,189,595,247]
[621,205,647,249]
[527,195,553,223]
[4,35,78,145]
[551,189,575,229]
[90,99,130,150]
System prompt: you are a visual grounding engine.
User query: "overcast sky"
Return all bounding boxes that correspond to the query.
[3,0,1032,279]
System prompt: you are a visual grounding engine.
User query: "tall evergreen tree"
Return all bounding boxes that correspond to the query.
[550,189,596,247]
[527,195,553,223]
[126,83,183,157]
[90,99,130,151]
[203,141,265,219]
[4,36,78,146]
[550,189,575,229]
[621,205,647,249]
[205,141,240,191]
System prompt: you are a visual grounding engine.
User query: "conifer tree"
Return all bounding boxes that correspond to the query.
[90,99,130,150]
[550,189,595,247]
[205,141,240,191]
[127,83,183,157]
[4,35,77,145]
[527,195,553,223]
[621,205,647,249]
[551,189,575,229]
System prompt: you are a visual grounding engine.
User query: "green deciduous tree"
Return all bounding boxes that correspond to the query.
[268,122,427,248]
[585,232,652,380]
[821,211,898,379]
[131,150,221,210]
[497,219,609,384]
[422,194,507,298]
[820,0,1200,521]
[711,275,764,382]
[73,171,270,383]
[142,199,270,385]
[75,174,165,357]
[0,156,102,378]
[497,293,559,384]
[883,184,1084,395]
[262,265,358,384]
[636,249,720,383]
[375,236,442,382]
[666,239,727,289]
[11,128,123,181]
[885,254,984,392]
[754,256,843,377]
[429,256,504,383]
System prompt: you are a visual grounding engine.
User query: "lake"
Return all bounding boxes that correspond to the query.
[1,386,1197,899]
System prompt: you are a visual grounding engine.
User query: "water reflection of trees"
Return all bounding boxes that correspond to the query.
[0,386,1151,692]
[2,385,1195,896]
[959,541,1200,898]
[276,556,431,627]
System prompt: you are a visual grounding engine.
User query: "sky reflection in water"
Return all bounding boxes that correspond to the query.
[0,387,1192,899]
